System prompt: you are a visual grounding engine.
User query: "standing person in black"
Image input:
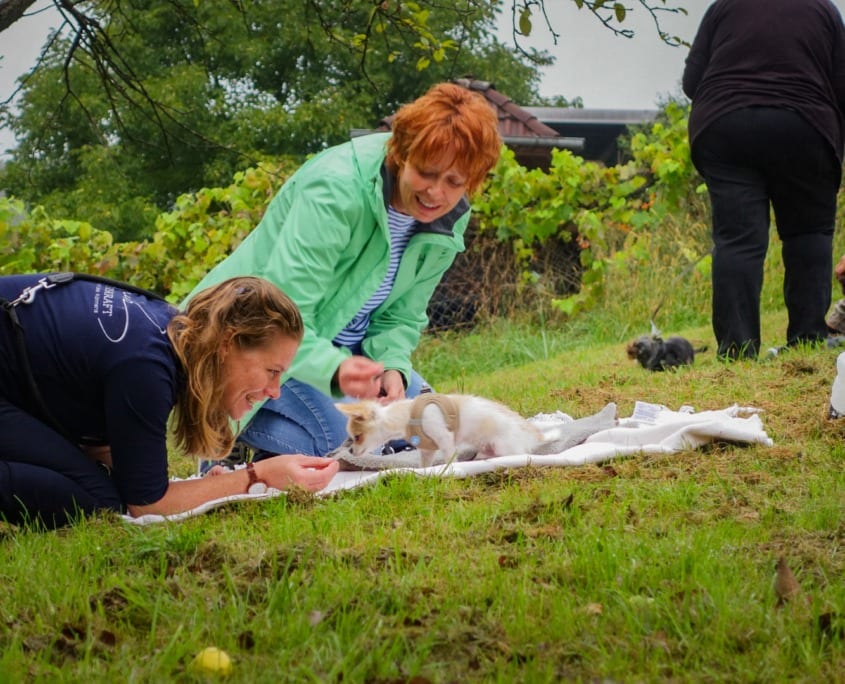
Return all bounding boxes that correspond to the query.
[683,0,845,360]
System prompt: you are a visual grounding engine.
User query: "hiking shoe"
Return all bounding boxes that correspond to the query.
[764,346,786,360]
[380,439,417,455]
[219,442,253,467]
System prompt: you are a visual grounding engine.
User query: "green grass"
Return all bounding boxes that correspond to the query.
[2,227,845,682]
[3,318,843,682]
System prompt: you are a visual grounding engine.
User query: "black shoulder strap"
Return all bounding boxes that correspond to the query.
[55,272,167,301]
[1,299,75,442]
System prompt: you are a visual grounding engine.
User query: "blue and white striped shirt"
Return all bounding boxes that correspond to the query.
[333,207,417,347]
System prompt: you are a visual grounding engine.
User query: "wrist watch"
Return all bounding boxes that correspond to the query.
[245,462,268,494]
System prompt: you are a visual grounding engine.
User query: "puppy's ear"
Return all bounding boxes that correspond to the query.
[336,402,374,421]
[336,403,358,418]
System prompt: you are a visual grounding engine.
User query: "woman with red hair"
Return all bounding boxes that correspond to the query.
[189,82,502,462]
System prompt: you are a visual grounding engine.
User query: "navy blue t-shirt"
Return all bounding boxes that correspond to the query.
[0,274,182,506]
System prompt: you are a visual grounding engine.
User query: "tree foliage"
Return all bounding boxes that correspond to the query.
[0,0,552,239]
[1,102,704,317]
[0,0,691,240]
[473,100,701,317]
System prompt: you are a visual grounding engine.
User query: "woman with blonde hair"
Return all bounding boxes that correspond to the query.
[189,81,502,461]
[0,274,337,527]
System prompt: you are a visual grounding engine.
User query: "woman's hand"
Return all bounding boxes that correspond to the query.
[205,455,339,492]
[377,369,406,403]
[127,455,339,518]
[335,358,406,403]
[336,356,384,399]
[255,454,339,492]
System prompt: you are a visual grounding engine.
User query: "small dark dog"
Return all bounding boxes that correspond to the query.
[627,334,702,371]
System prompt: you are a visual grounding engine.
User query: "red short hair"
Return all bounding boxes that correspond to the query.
[386,83,502,195]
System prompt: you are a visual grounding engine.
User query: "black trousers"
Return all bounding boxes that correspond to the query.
[0,396,122,528]
[692,107,840,359]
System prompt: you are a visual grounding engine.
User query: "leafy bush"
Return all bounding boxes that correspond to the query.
[3,100,841,333]
[0,198,117,275]
[0,162,294,300]
[472,101,703,324]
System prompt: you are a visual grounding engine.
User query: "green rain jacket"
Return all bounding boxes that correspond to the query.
[188,132,471,415]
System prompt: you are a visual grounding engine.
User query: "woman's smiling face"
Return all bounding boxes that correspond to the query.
[219,332,299,420]
[392,150,468,222]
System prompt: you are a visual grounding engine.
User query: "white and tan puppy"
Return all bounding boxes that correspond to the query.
[337,393,544,467]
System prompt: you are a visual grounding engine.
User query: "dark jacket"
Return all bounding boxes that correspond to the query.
[683,0,845,162]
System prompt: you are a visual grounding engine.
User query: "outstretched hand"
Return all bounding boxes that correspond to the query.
[205,455,338,492]
[376,369,405,403]
[133,454,339,518]
[262,454,339,492]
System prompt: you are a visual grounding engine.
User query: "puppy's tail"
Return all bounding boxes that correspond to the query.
[532,403,618,454]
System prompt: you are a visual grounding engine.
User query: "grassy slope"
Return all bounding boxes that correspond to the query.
[2,218,845,681]
[1,305,843,683]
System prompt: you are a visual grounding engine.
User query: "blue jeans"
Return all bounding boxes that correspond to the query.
[239,370,429,458]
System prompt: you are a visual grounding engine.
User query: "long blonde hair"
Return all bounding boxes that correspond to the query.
[167,277,303,458]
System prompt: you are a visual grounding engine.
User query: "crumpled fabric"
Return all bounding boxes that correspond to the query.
[122,402,772,525]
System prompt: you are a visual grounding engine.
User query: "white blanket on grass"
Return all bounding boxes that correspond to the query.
[122,402,773,526]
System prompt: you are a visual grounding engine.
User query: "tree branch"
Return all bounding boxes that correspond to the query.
[0,0,37,33]
[509,0,690,55]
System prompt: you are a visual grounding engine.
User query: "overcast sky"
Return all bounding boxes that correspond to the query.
[2,1,845,155]
[500,2,704,109]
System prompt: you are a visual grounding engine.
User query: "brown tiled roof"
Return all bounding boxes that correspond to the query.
[377,79,559,139]
[368,79,585,168]
[452,78,559,138]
